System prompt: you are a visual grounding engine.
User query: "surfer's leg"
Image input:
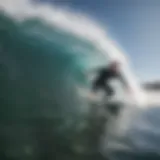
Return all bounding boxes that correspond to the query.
[104,84,114,97]
[92,80,101,92]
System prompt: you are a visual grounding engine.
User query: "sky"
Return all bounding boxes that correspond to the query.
[37,0,160,82]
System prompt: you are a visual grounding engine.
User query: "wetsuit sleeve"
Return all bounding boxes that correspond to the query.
[117,73,129,89]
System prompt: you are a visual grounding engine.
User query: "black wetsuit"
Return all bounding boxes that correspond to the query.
[93,68,121,96]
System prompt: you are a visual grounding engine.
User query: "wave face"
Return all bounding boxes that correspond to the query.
[0,1,113,159]
[0,0,147,107]
[0,0,145,159]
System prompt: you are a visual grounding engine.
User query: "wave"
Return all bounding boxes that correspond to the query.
[0,0,148,159]
[0,0,147,107]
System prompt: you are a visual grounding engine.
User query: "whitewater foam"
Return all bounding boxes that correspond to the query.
[0,0,146,107]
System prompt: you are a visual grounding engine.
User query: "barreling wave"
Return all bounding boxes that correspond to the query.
[0,0,147,159]
[0,0,146,107]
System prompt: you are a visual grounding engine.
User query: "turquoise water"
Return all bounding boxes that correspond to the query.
[0,12,110,159]
[1,3,159,160]
[0,12,106,118]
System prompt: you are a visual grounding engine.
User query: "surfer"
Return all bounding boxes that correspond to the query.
[92,61,130,97]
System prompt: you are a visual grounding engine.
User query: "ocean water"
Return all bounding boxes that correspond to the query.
[0,0,159,160]
[0,1,114,160]
[110,106,160,160]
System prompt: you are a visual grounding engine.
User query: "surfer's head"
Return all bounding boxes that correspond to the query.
[109,61,121,72]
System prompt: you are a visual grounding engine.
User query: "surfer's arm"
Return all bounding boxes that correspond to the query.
[118,74,135,98]
[118,74,130,90]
